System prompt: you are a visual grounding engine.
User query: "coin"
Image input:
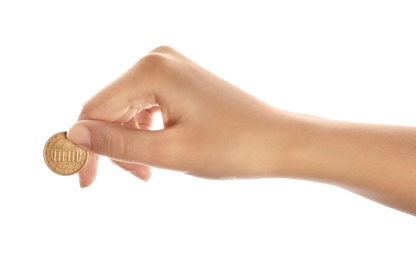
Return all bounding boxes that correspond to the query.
[43,132,88,176]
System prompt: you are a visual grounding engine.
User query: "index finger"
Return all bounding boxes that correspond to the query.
[79,63,158,123]
[75,58,159,186]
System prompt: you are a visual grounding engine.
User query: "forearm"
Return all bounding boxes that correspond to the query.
[280,114,416,215]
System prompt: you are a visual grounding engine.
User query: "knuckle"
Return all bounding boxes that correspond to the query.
[149,45,175,54]
[135,52,171,74]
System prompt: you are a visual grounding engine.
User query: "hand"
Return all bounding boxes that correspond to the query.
[68,46,416,216]
[68,46,293,187]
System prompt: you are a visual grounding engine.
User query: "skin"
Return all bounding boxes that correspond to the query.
[68,46,416,216]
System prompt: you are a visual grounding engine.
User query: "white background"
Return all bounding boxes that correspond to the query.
[1,1,415,259]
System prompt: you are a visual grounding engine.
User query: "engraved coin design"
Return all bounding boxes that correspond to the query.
[44,132,88,176]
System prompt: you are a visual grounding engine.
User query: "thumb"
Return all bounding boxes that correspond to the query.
[67,120,163,165]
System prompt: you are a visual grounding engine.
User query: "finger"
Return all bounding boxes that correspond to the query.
[78,152,99,188]
[110,159,152,182]
[68,119,170,168]
[78,62,158,123]
[122,116,140,129]
[136,106,161,130]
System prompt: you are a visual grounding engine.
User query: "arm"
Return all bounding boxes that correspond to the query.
[68,46,416,216]
[280,114,416,215]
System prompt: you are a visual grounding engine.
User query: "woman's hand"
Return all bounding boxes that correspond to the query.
[68,46,295,187]
[68,46,416,216]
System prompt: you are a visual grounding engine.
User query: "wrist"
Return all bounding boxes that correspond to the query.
[267,111,332,181]
[248,109,316,179]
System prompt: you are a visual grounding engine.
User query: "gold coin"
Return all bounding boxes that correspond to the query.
[43,132,88,176]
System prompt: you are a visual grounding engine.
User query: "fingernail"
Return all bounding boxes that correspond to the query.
[68,122,91,149]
